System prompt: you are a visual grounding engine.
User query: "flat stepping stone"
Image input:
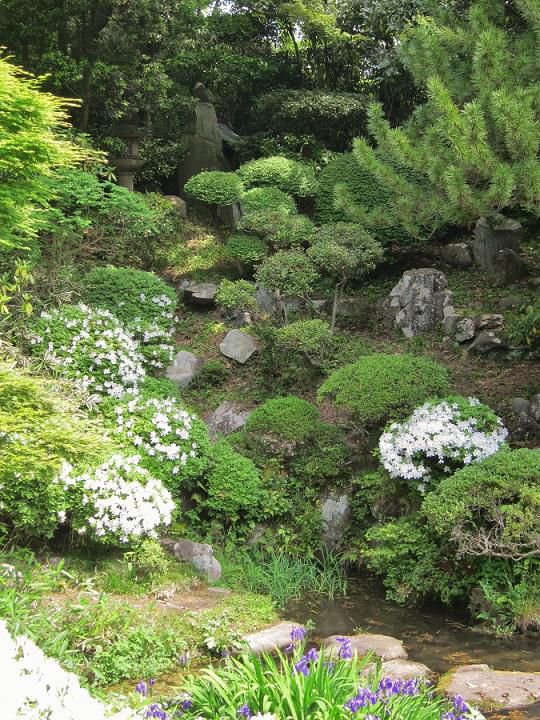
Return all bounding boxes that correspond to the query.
[323,633,407,661]
[220,329,258,364]
[165,350,202,388]
[380,659,434,682]
[184,282,217,306]
[243,621,303,654]
[205,401,252,439]
[440,665,540,709]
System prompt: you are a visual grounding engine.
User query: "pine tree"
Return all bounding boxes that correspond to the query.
[337,0,540,240]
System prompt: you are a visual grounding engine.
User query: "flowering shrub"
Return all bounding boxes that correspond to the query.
[81,267,177,371]
[58,454,175,544]
[105,395,210,494]
[30,304,145,399]
[1,619,137,720]
[0,363,113,539]
[379,396,508,489]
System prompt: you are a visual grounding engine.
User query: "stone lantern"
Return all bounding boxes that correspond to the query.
[110,123,144,192]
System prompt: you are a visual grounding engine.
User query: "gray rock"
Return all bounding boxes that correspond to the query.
[476,313,504,330]
[380,659,434,682]
[440,242,473,268]
[166,538,221,582]
[206,401,252,439]
[165,350,203,388]
[473,216,524,284]
[468,329,507,354]
[383,268,454,337]
[529,393,540,423]
[321,492,351,551]
[440,664,540,709]
[337,297,365,318]
[312,299,328,313]
[492,248,529,286]
[498,295,524,310]
[164,195,188,218]
[528,277,540,289]
[243,621,303,654]
[323,634,407,661]
[442,313,459,335]
[220,329,258,364]
[184,282,218,307]
[256,286,277,314]
[454,318,476,343]
[512,397,531,416]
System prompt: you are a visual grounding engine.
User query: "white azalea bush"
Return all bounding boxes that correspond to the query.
[57,454,175,544]
[379,396,508,490]
[2,619,137,720]
[80,267,178,371]
[30,304,145,399]
[108,396,211,493]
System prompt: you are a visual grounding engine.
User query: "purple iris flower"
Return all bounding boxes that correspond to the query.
[336,636,353,660]
[136,680,148,697]
[237,704,252,718]
[290,626,307,643]
[144,704,168,720]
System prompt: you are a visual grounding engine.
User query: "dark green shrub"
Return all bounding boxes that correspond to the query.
[224,234,267,267]
[245,396,320,444]
[190,359,229,388]
[0,364,113,539]
[362,515,474,605]
[423,448,540,561]
[241,187,297,216]
[237,156,317,197]
[184,171,244,205]
[215,279,258,314]
[255,251,318,322]
[506,295,540,351]
[205,441,264,523]
[318,353,449,425]
[238,211,316,250]
[274,319,333,368]
[289,423,349,485]
[315,153,403,244]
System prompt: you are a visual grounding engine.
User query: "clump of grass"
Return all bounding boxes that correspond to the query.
[222,548,347,607]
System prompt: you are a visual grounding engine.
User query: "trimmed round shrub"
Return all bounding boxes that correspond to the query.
[423,448,540,560]
[239,211,316,250]
[315,153,402,243]
[184,171,244,205]
[241,187,297,216]
[59,454,175,544]
[224,234,267,266]
[318,353,449,425]
[245,396,321,443]
[216,279,258,313]
[81,266,177,370]
[205,441,263,522]
[0,364,113,539]
[380,396,508,488]
[255,251,318,300]
[237,156,317,197]
[104,394,210,494]
[275,319,333,366]
[30,304,146,399]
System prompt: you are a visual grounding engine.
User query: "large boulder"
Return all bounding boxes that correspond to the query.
[321,492,351,551]
[473,217,526,285]
[383,268,454,338]
[165,350,203,388]
[467,329,507,354]
[243,622,303,654]
[164,538,221,582]
[220,329,258,364]
[440,665,540,709]
[440,242,473,268]
[164,195,188,218]
[205,401,252,439]
[323,634,407,661]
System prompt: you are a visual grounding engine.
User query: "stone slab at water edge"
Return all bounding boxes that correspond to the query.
[440,665,540,709]
[243,622,304,654]
[323,634,408,661]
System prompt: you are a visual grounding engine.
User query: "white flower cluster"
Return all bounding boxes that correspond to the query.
[32,304,146,399]
[129,319,175,370]
[379,398,508,489]
[115,397,202,477]
[1,619,137,720]
[58,455,175,543]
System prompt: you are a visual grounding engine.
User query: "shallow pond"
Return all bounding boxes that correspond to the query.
[287,580,540,675]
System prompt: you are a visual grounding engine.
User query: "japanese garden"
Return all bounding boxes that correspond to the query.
[0,0,539,717]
